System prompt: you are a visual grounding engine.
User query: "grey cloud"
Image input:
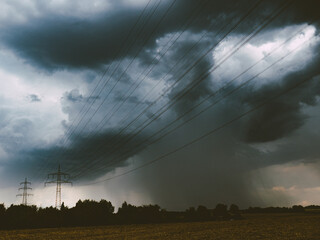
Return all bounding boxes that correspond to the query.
[0,116,36,154]
[64,89,83,102]
[1,128,149,184]
[114,95,140,104]
[241,45,320,143]
[166,39,215,115]
[28,94,41,102]
[1,0,319,71]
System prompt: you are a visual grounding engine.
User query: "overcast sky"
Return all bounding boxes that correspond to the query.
[0,0,319,210]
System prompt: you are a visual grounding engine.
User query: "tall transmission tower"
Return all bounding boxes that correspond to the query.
[16,178,33,205]
[45,164,72,209]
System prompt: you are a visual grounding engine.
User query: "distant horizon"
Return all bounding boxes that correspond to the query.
[3,196,319,211]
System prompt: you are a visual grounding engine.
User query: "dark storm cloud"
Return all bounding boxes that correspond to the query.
[2,128,149,183]
[114,95,140,104]
[109,64,133,84]
[1,0,319,71]
[166,39,215,115]
[241,45,320,143]
[54,16,320,184]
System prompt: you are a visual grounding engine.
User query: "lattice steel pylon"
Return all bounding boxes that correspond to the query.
[16,178,33,205]
[45,164,72,209]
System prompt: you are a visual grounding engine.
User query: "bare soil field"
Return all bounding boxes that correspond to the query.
[1,213,319,240]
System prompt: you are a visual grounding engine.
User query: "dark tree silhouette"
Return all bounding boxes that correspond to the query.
[292,205,305,212]
[185,207,196,220]
[0,203,5,229]
[229,204,240,214]
[118,202,162,224]
[5,204,37,229]
[72,199,114,226]
[214,204,229,220]
[197,205,210,220]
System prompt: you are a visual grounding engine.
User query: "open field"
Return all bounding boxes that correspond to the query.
[1,213,320,240]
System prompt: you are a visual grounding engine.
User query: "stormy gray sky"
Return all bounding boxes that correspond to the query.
[0,0,320,210]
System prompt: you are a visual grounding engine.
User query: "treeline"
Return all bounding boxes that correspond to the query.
[243,205,320,213]
[244,205,306,213]
[0,200,317,230]
[0,200,241,229]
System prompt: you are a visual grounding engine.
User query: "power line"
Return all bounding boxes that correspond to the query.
[63,0,176,144]
[38,0,294,182]
[90,0,211,134]
[35,0,174,179]
[80,59,315,186]
[70,0,293,178]
[68,0,165,137]
[64,0,213,173]
[65,0,267,176]
[57,0,154,148]
[74,16,311,180]
[116,0,293,146]
[32,0,157,180]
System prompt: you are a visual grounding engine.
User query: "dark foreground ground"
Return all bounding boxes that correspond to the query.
[0,213,319,240]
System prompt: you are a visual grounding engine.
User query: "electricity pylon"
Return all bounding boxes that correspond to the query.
[45,164,72,209]
[16,178,33,205]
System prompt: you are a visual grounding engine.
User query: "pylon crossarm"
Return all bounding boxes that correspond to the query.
[20,181,31,185]
[60,180,72,184]
[47,173,57,177]
[45,181,57,186]
[45,181,57,184]
[60,172,70,177]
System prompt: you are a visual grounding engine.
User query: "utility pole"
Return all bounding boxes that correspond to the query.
[16,178,33,205]
[45,164,72,209]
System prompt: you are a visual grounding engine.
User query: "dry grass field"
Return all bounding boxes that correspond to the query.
[1,213,319,240]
